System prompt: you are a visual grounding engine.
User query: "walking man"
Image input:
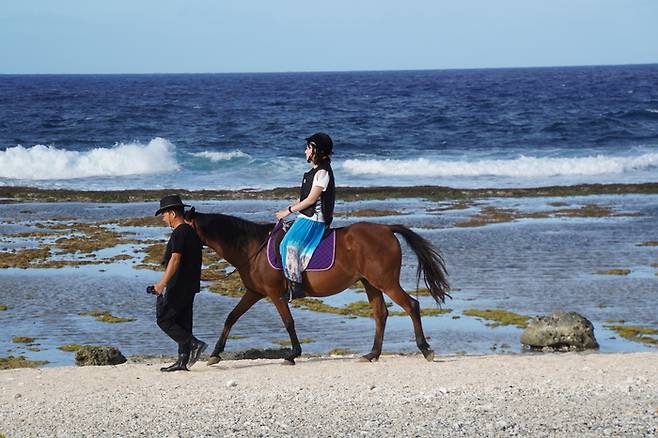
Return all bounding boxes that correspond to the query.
[153,195,207,372]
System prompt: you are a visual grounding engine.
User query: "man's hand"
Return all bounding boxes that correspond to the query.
[153,282,166,295]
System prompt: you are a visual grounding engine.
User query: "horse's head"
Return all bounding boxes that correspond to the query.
[184,206,206,245]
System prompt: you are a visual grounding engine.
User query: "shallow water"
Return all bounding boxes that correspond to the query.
[1,194,656,366]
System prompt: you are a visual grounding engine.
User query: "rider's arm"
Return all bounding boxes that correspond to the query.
[291,186,323,212]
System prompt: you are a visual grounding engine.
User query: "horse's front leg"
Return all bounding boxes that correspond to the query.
[207,289,263,365]
[272,297,302,365]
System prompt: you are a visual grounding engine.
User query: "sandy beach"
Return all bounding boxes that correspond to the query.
[1,352,656,437]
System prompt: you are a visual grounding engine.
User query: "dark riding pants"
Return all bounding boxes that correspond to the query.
[156,291,195,355]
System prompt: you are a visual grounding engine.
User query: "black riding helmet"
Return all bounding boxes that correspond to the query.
[306,132,333,161]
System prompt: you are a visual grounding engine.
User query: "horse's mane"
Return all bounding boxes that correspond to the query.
[191,211,274,252]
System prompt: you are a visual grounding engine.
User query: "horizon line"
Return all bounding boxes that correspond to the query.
[1,62,657,76]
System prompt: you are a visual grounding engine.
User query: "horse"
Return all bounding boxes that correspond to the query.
[185,208,450,365]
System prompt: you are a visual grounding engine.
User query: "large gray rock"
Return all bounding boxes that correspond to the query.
[75,346,127,366]
[521,311,599,351]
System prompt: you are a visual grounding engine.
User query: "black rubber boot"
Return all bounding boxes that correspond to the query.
[160,353,190,372]
[288,281,305,302]
[187,338,208,368]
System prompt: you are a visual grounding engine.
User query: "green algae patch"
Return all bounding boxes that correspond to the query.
[201,260,231,282]
[596,269,631,276]
[455,207,520,227]
[228,335,248,340]
[109,254,133,262]
[292,298,451,319]
[291,298,375,317]
[462,308,530,329]
[12,336,36,343]
[51,223,125,255]
[0,248,51,269]
[272,338,314,346]
[419,308,453,317]
[428,201,474,212]
[638,241,658,247]
[58,344,85,352]
[0,355,49,370]
[79,311,136,323]
[326,348,356,356]
[138,242,166,270]
[0,305,7,311]
[338,209,404,218]
[207,274,246,298]
[454,203,635,228]
[105,216,166,228]
[606,324,658,346]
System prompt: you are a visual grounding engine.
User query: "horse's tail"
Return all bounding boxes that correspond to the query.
[389,224,450,304]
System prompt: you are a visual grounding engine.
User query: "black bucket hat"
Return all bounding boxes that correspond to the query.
[306,132,333,158]
[155,195,190,216]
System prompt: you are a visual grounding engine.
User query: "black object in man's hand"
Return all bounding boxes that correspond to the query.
[146,285,157,295]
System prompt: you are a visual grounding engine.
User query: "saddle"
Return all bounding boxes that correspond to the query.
[267,221,336,271]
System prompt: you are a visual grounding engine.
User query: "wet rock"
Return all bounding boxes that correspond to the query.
[75,346,127,366]
[220,348,290,361]
[521,311,599,351]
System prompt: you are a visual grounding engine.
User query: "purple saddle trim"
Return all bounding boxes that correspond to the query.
[267,222,336,272]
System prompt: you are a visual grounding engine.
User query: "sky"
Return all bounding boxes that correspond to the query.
[1,0,657,74]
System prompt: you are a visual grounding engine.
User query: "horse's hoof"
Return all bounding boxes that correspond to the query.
[358,354,379,363]
[281,358,295,366]
[423,350,435,362]
[207,356,221,366]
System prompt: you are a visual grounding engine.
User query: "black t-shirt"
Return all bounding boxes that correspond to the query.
[162,223,202,295]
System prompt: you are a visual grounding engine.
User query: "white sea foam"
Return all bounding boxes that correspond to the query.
[342,153,658,178]
[0,137,179,180]
[190,150,250,162]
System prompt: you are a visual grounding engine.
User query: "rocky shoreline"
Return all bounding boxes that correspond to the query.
[1,352,656,437]
[2,182,658,203]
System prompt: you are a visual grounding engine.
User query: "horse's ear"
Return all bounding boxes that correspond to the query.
[185,206,196,221]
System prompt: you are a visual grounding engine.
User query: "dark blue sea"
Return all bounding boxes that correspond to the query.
[1,64,657,190]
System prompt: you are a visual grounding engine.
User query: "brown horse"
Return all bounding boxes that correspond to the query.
[185,209,449,365]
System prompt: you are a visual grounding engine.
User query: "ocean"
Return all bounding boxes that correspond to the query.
[1,64,658,190]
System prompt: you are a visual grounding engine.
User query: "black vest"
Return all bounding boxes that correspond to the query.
[299,162,335,226]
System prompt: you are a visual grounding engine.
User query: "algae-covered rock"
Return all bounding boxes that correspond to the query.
[75,346,127,366]
[0,355,49,369]
[521,311,598,351]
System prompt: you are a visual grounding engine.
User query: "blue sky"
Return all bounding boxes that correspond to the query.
[1,0,657,74]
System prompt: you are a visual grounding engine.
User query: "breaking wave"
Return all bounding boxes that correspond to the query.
[190,150,251,162]
[342,153,658,178]
[0,138,179,180]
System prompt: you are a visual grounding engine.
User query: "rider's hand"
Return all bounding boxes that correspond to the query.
[275,208,289,221]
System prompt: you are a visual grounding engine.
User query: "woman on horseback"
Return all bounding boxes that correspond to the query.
[275,132,336,301]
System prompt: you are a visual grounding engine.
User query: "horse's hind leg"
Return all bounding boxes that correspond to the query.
[382,285,435,362]
[272,298,302,365]
[207,289,263,365]
[359,279,388,363]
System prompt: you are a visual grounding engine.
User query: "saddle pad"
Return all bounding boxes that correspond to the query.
[267,223,336,271]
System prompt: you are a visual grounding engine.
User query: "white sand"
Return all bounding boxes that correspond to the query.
[1,352,657,437]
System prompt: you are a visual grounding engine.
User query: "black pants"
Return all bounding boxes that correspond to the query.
[156,291,195,355]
